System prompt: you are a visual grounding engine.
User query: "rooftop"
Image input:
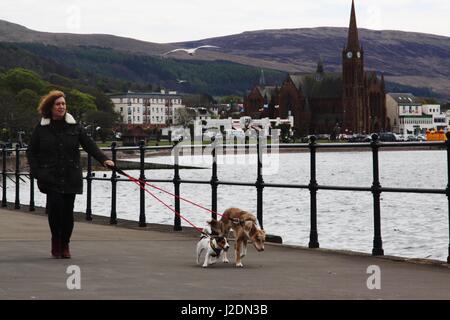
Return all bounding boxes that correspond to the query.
[388,93,421,105]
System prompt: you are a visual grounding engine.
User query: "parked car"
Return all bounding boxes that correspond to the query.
[338,133,353,141]
[417,134,427,141]
[393,133,406,142]
[317,134,331,141]
[378,132,397,142]
[348,134,371,143]
[407,135,418,141]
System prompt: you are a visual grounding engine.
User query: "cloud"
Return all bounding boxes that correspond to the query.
[0,0,448,42]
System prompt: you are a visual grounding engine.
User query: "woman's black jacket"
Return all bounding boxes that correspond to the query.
[26,113,108,194]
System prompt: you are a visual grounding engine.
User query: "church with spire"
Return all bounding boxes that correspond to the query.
[244,0,388,136]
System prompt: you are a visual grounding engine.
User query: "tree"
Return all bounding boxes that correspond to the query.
[274,123,292,143]
[220,95,243,105]
[88,89,116,113]
[3,68,46,94]
[0,87,15,141]
[65,89,97,120]
[174,108,195,127]
[83,110,120,142]
[14,89,40,140]
[183,94,216,107]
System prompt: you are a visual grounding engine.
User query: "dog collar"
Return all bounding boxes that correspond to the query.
[210,239,222,257]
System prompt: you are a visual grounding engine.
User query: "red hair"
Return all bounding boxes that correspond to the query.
[38,90,66,118]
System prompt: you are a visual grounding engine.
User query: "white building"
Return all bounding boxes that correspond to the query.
[386,93,444,135]
[423,104,447,131]
[109,90,186,125]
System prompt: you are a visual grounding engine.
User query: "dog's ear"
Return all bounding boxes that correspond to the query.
[208,219,224,235]
[207,218,220,225]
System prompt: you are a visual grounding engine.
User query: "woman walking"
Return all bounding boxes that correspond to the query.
[27,90,114,258]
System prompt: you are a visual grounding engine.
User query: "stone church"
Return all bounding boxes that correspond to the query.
[244,1,388,136]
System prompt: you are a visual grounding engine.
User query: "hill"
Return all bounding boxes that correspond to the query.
[176,27,450,100]
[0,42,285,96]
[0,19,449,100]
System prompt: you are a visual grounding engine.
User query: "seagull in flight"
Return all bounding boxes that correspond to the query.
[162,45,220,56]
[176,79,187,84]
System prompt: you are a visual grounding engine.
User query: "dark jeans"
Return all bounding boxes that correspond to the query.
[46,192,76,244]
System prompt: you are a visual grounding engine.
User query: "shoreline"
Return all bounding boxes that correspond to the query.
[122,145,444,158]
[6,145,444,171]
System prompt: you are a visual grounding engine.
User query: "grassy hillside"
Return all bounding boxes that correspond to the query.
[0,42,286,96]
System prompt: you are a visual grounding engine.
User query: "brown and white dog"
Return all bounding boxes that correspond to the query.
[196,233,230,268]
[208,207,266,267]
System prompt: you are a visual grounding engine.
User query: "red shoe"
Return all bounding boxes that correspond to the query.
[51,238,61,258]
[61,243,71,259]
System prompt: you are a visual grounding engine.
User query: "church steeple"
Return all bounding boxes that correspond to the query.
[342,0,365,134]
[346,0,360,51]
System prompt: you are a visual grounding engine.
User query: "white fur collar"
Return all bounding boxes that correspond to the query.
[40,113,76,126]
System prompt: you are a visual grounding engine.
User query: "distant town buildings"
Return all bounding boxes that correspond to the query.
[109,90,186,126]
[386,93,447,135]
[243,0,387,136]
[196,116,294,137]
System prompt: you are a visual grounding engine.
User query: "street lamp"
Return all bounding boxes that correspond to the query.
[18,131,25,147]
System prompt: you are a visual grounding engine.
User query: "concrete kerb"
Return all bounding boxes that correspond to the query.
[3,203,449,270]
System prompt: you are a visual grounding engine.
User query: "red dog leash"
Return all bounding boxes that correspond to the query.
[110,164,223,217]
[108,165,208,233]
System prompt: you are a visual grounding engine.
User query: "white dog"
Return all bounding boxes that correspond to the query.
[196,233,230,268]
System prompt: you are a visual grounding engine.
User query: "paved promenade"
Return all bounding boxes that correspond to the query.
[0,207,449,300]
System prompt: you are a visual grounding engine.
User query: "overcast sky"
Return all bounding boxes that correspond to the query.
[1,0,449,43]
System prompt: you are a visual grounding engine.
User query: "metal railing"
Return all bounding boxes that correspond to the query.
[1,133,449,263]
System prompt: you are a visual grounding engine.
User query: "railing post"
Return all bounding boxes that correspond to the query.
[14,144,20,209]
[256,130,264,229]
[2,146,7,207]
[371,134,384,256]
[173,139,182,231]
[446,132,450,264]
[85,153,93,220]
[308,135,319,248]
[29,173,35,211]
[139,140,147,227]
[210,136,218,221]
[110,142,117,225]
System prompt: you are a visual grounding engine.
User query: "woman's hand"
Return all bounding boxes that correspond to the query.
[103,160,115,169]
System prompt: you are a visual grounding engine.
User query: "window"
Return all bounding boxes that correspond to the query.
[120,107,123,112]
